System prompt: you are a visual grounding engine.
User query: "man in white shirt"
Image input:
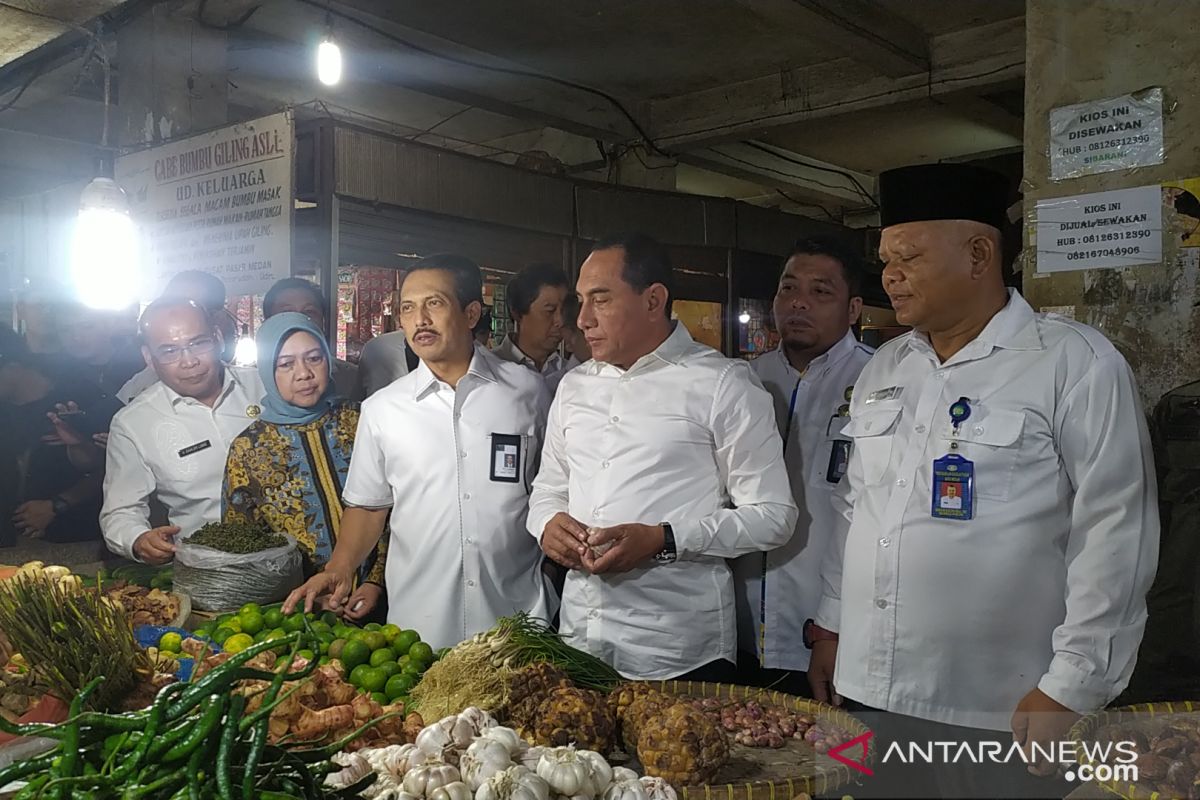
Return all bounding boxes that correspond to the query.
[810,164,1158,795]
[492,263,569,391]
[101,299,266,563]
[284,254,550,649]
[733,236,873,697]
[263,277,361,400]
[529,233,797,682]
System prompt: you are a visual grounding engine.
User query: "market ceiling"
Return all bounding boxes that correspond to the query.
[0,0,1025,216]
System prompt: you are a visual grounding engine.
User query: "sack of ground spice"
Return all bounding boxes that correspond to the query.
[173,523,303,611]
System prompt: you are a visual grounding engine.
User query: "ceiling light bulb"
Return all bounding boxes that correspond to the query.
[71,177,139,310]
[234,324,257,366]
[317,37,341,86]
[738,312,751,324]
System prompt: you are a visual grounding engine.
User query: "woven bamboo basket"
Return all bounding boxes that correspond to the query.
[626,681,875,800]
[1069,700,1200,800]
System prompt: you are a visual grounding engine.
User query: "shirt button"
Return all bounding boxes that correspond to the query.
[936,371,947,379]
[463,493,471,500]
[460,451,468,459]
[864,422,873,431]
[876,599,889,609]
[465,538,473,544]
[601,460,610,469]
[591,507,600,516]
[896,478,907,487]
[879,537,891,548]
[610,415,620,423]
[467,580,475,587]
[589,610,599,620]
[915,424,926,433]
[973,426,984,435]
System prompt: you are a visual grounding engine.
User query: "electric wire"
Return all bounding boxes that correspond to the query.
[745,141,877,207]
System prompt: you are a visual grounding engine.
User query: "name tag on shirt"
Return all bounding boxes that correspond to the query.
[178,440,212,458]
[865,386,903,405]
[932,453,974,520]
[490,434,521,482]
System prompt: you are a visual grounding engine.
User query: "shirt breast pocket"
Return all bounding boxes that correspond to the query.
[842,405,902,486]
[944,408,1026,500]
[489,432,533,494]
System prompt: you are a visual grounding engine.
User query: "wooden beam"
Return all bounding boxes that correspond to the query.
[650,16,1024,149]
[737,0,929,77]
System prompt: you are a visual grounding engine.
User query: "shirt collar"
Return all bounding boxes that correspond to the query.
[903,289,1043,364]
[585,322,692,376]
[412,344,499,400]
[161,365,238,413]
[773,329,860,378]
[497,333,564,374]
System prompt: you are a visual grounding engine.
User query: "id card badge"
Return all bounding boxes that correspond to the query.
[931,453,974,520]
[826,440,851,483]
[490,434,522,483]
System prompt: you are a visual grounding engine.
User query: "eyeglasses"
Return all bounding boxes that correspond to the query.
[155,336,218,364]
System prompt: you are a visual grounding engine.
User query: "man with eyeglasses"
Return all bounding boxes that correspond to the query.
[101,298,266,563]
[116,270,239,405]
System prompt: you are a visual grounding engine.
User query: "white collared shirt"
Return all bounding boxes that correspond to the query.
[344,345,552,649]
[734,332,874,672]
[116,365,158,405]
[818,291,1159,730]
[493,334,569,392]
[528,324,797,680]
[101,365,267,561]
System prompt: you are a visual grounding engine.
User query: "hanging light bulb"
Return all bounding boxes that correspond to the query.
[234,324,257,366]
[316,20,341,86]
[71,176,139,310]
[738,312,751,325]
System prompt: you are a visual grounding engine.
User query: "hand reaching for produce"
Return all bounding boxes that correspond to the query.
[284,568,354,615]
[807,639,840,706]
[581,523,664,574]
[133,525,180,565]
[539,513,589,569]
[1010,687,1079,777]
[12,500,54,537]
[343,581,384,621]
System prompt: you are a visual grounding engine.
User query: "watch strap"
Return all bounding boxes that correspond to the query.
[653,522,676,564]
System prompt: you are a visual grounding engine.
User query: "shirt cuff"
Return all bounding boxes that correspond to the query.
[1037,653,1115,715]
[670,518,705,560]
[526,508,557,543]
[341,491,393,509]
[815,596,841,633]
[104,526,143,562]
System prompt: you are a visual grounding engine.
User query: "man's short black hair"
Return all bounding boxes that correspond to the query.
[784,236,864,298]
[506,263,569,321]
[263,277,326,319]
[138,298,212,342]
[162,270,227,310]
[591,232,673,318]
[562,292,581,332]
[405,254,484,309]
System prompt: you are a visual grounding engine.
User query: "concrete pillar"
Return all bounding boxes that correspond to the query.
[116,1,229,146]
[1022,0,1200,407]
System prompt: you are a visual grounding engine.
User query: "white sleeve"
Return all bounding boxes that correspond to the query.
[100,416,156,561]
[527,389,571,541]
[1038,351,1160,713]
[672,361,798,560]
[341,402,395,508]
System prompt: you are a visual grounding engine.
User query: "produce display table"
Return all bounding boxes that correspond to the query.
[1070,700,1200,800]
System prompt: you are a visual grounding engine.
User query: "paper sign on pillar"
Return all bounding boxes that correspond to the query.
[1034,185,1162,274]
[116,112,294,299]
[1049,88,1163,181]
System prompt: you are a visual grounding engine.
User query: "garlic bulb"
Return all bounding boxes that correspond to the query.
[325,751,372,789]
[638,778,677,800]
[476,765,551,800]
[373,790,421,800]
[460,738,516,791]
[403,763,462,797]
[518,746,546,772]
[369,743,433,779]
[430,782,474,800]
[477,726,528,756]
[535,747,613,797]
[610,769,638,784]
[458,706,498,734]
[418,709,499,760]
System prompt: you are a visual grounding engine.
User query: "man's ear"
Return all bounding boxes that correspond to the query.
[646,284,670,317]
[968,234,998,280]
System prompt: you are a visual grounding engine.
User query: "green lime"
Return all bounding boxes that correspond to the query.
[224,633,254,654]
[408,641,435,665]
[333,625,353,639]
[238,611,265,636]
[211,626,236,646]
[310,621,332,637]
[376,661,400,679]
[361,632,387,652]
[263,608,285,630]
[380,623,402,643]
[328,638,347,659]
[296,649,316,661]
[283,613,307,634]
[239,602,262,616]
[385,673,415,700]
[364,623,382,632]
[347,629,367,643]
[254,629,270,643]
[348,664,372,688]
[319,641,330,655]
[305,611,317,621]
[401,660,423,677]
[370,692,388,705]
[360,667,387,693]
[392,630,419,655]
[341,639,371,671]
[435,647,451,661]
[216,613,235,627]
[369,647,396,668]
[321,611,339,627]
[158,631,183,653]
[193,623,214,637]
[397,655,410,669]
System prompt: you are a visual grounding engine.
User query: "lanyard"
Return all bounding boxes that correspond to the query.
[759,373,804,663]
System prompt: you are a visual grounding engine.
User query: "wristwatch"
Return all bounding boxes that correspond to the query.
[652,523,677,564]
[50,496,69,517]
[802,618,839,649]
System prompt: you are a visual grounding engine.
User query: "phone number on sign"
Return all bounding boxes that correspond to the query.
[1087,134,1151,151]
[1080,230,1152,244]
[1067,245,1143,261]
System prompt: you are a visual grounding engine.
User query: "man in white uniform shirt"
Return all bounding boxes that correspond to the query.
[101,299,266,563]
[734,236,873,696]
[285,254,551,650]
[493,263,569,391]
[810,164,1158,796]
[529,233,797,682]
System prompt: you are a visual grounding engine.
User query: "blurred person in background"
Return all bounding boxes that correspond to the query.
[15,282,65,358]
[60,305,145,399]
[494,263,569,390]
[263,277,362,401]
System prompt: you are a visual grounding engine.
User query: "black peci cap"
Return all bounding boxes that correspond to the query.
[879,163,1010,230]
